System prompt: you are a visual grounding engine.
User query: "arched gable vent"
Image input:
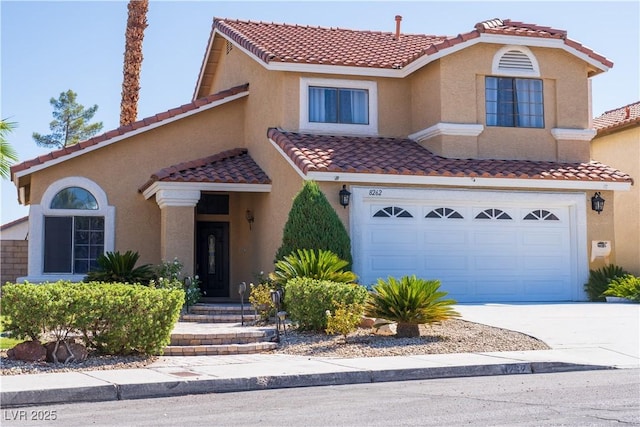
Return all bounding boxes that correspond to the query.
[499,50,533,71]
[492,46,540,77]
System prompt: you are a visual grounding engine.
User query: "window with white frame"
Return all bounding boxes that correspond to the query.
[300,78,378,135]
[485,76,544,128]
[28,177,115,280]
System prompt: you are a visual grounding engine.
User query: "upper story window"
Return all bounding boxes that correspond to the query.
[300,78,378,135]
[485,76,544,128]
[309,87,369,125]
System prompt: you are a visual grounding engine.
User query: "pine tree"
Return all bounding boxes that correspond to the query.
[32,90,103,149]
[275,180,352,267]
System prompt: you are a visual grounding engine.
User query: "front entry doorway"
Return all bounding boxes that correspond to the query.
[196,222,229,298]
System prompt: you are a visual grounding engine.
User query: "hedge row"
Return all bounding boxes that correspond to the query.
[1,281,184,355]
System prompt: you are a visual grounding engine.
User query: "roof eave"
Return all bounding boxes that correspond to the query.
[306,171,632,191]
[12,90,250,180]
[217,30,611,78]
[193,19,218,100]
[142,181,272,200]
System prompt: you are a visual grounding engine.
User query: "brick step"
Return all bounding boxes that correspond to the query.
[170,330,275,346]
[189,303,255,315]
[180,313,259,323]
[163,342,277,356]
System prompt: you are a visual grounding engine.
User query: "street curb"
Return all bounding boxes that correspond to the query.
[0,361,614,408]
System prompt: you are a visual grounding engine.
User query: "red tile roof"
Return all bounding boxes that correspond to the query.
[593,101,640,135]
[11,84,249,177]
[268,128,633,184]
[214,17,612,70]
[138,148,271,193]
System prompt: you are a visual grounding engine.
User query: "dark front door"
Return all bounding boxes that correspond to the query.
[196,222,229,298]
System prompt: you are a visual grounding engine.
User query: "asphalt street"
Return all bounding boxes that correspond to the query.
[3,369,638,427]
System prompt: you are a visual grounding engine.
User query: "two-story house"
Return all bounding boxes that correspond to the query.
[10,17,633,302]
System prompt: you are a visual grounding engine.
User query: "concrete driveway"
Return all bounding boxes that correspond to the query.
[455,303,640,368]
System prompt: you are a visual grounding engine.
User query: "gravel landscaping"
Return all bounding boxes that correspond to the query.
[0,319,549,376]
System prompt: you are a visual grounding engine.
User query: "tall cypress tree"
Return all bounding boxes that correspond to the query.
[275,180,352,267]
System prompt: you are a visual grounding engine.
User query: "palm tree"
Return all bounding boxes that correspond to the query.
[120,0,149,127]
[0,119,18,180]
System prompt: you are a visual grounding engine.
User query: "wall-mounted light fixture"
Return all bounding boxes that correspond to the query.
[339,185,351,208]
[246,209,255,230]
[591,192,605,214]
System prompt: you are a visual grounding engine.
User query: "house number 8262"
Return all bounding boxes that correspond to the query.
[369,189,383,196]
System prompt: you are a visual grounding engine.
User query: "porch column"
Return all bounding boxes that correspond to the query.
[155,189,200,276]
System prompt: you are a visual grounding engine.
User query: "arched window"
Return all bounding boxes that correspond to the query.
[50,187,98,210]
[28,177,115,280]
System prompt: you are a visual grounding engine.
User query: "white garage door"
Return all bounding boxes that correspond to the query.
[352,188,586,302]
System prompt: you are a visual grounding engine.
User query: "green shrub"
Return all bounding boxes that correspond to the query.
[325,301,365,341]
[275,181,352,267]
[284,277,368,331]
[365,275,460,338]
[152,258,201,309]
[271,249,357,287]
[584,264,629,302]
[602,275,640,302]
[0,281,51,340]
[249,281,276,321]
[85,250,154,284]
[0,281,183,355]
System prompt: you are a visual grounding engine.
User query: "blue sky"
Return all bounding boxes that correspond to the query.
[1,1,639,224]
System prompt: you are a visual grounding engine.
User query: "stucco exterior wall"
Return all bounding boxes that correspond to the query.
[591,127,640,275]
[585,190,618,271]
[26,101,245,268]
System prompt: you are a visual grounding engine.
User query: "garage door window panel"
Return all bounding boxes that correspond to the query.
[523,209,559,221]
[425,207,464,219]
[475,209,512,220]
[373,206,413,218]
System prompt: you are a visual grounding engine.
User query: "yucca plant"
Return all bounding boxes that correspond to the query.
[85,250,154,284]
[365,275,460,338]
[270,249,357,287]
[584,264,628,302]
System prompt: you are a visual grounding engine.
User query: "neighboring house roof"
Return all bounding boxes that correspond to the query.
[1,216,28,231]
[198,17,611,85]
[10,84,250,179]
[593,101,640,136]
[0,216,29,240]
[139,148,271,193]
[268,128,633,188]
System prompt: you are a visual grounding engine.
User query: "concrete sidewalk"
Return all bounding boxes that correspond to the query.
[1,303,638,408]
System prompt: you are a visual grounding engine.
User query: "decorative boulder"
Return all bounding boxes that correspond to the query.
[6,340,47,362]
[359,316,376,328]
[45,340,89,363]
[373,323,397,336]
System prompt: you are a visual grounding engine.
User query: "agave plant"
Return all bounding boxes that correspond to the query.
[584,264,629,302]
[85,250,154,284]
[270,249,357,286]
[365,275,460,338]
